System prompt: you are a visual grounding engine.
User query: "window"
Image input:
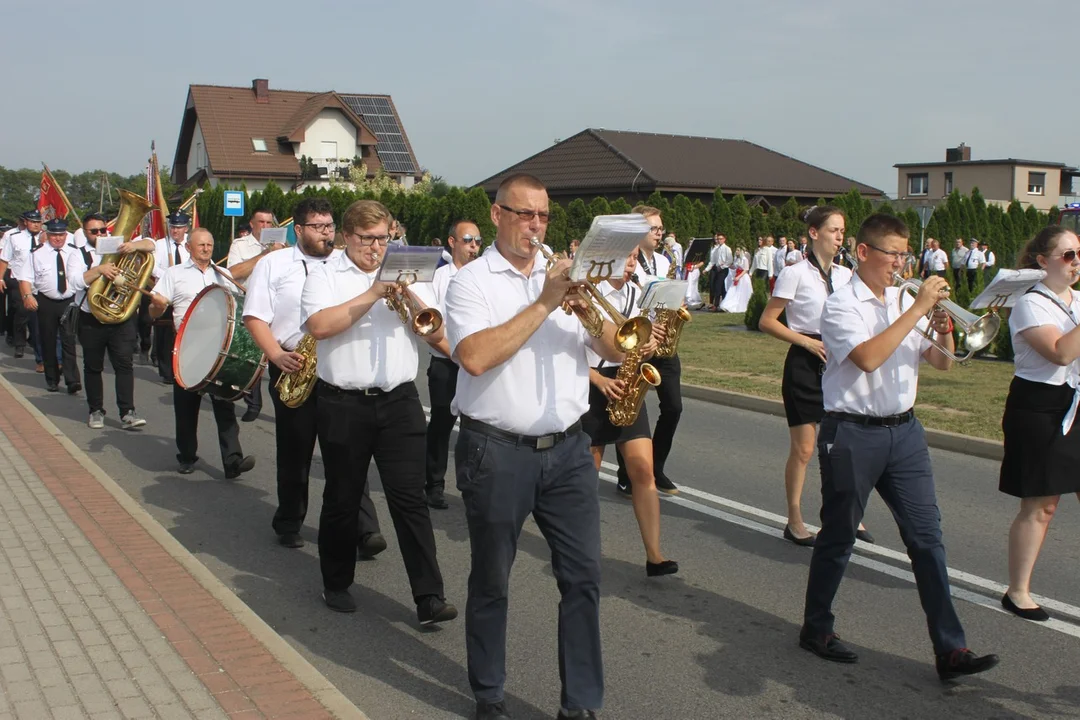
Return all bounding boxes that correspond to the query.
[908,173,929,196]
[251,138,267,152]
[944,172,953,195]
[1028,171,1045,195]
[320,140,338,160]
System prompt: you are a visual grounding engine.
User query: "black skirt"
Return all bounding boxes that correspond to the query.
[781,338,826,428]
[1000,376,1080,498]
[581,365,652,447]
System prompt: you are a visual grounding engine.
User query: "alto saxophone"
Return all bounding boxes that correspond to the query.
[275,334,318,408]
[653,305,692,358]
[607,344,661,427]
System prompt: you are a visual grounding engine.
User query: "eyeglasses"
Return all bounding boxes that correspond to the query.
[459,235,482,244]
[86,228,108,235]
[865,244,914,263]
[648,226,665,235]
[1048,250,1080,262]
[352,234,391,246]
[299,222,335,233]
[498,205,551,223]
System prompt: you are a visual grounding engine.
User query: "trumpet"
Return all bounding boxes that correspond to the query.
[529,238,652,351]
[894,273,1000,362]
[384,272,443,336]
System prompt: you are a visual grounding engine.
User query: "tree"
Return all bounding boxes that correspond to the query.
[609,197,632,215]
[463,187,494,243]
[748,205,768,240]
[546,202,569,252]
[711,188,732,235]
[728,194,751,246]
[644,191,671,218]
[744,276,769,330]
[566,199,590,239]
[692,199,712,237]
[670,194,695,242]
[586,196,612,221]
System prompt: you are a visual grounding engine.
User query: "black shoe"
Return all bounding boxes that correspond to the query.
[476,701,512,720]
[799,630,858,663]
[46,384,59,393]
[67,382,81,395]
[241,408,260,422]
[224,455,256,480]
[856,528,875,543]
[615,480,631,497]
[1001,593,1049,621]
[784,525,816,547]
[556,712,597,719]
[278,532,304,549]
[178,461,195,475]
[646,560,679,577]
[161,376,174,385]
[935,649,999,681]
[357,532,387,560]
[13,348,23,358]
[323,588,356,613]
[655,473,679,495]
[417,596,458,626]
[138,351,150,366]
[426,488,449,510]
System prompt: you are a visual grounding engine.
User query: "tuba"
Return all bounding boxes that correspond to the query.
[88,189,157,324]
[274,334,318,408]
[607,322,662,427]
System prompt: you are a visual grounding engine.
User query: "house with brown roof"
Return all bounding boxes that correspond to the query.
[475,128,885,206]
[172,79,423,192]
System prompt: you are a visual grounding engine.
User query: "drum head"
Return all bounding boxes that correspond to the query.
[175,286,232,388]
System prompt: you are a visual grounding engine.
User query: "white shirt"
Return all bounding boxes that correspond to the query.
[636,250,670,281]
[586,281,640,369]
[706,243,732,272]
[1010,284,1080,385]
[227,236,264,267]
[785,249,802,266]
[299,251,419,391]
[152,237,190,279]
[983,250,996,268]
[773,247,788,275]
[666,242,684,268]
[65,245,99,312]
[821,273,932,416]
[445,245,593,435]
[1,231,41,278]
[752,246,775,274]
[410,261,459,359]
[928,249,948,272]
[243,246,339,352]
[963,248,985,269]
[154,259,241,331]
[71,228,87,249]
[16,244,78,300]
[772,259,853,335]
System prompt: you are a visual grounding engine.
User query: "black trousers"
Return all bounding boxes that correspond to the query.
[172,382,244,470]
[425,356,459,493]
[36,296,79,388]
[2,270,12,338]
[316,381,443,600]
[753,269,769,283]
[136,295,152,353]
[78,311,136,416]
[7,275,33,352]
[267,365,380,538]
[966,269,979,290]
[710,267,729,305]
[243,381,263,417]
[154,313,175,381]
[615,353,683,483]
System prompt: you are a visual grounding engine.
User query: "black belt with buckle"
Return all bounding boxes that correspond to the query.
[827,409,915,428]
[318,380,413,397]
[460,416,580,450]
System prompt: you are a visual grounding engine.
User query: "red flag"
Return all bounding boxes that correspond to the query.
[38,168,72,222]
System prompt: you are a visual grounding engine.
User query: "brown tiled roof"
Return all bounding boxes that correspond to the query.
[476,129,884,198]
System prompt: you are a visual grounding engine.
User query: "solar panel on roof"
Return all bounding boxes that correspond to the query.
[340,95,417,175]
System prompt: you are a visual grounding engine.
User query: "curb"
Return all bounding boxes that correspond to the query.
[682,383,1005,462]
[0,372,369,720]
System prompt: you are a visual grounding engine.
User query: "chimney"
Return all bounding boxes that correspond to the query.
[945,143,971,163]
[252,78,269,104]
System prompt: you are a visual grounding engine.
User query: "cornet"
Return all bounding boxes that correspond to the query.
[384,272,443,336]
[894,273,1000,362]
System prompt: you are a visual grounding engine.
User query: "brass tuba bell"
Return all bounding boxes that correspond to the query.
[87,189,157,324]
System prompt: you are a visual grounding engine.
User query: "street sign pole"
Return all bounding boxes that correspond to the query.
[223,190,245,248]
[915,205,935,255]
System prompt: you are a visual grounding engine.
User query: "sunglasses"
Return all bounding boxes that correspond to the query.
[459,235,482,244]
[1049,250,1079,262]
[86,228,108,235]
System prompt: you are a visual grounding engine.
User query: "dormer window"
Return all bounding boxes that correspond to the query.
[252,138,268,152]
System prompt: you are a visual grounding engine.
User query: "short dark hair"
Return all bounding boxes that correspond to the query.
[293,197,333,226]
[856,213,909,247]
[250,207,275,220]
[82,212,106,226]
[494,173,546,203]
[447,219,477,240]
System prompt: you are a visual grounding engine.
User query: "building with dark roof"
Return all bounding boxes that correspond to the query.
[172,79,423,192]
[475,128,884,206]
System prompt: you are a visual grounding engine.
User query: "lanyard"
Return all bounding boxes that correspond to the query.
[806,252,834,295]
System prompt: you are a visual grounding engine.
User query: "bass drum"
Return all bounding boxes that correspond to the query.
[173,285,266,401]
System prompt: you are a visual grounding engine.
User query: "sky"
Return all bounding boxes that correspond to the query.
[2,0,1075,198]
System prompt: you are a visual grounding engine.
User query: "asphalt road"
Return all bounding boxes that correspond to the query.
[4,345,1080,720]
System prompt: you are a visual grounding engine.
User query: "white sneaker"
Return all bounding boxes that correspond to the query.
[88,411,105,430]
[121,411,146,430]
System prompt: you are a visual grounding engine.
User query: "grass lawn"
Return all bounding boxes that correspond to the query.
[677,310,1012,441]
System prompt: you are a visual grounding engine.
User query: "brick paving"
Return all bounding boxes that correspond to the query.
[0,378,357,720]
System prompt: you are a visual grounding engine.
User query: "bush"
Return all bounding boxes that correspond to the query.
[744,276,769,330]
[992,309,1014,361]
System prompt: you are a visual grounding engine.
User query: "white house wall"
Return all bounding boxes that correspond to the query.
[186,120,209,180]
[296,109,358,164]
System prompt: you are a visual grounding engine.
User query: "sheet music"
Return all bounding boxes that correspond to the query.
[640,279,689,310]
[375,245,443,284]
[259,227,287,246]
[93,236,123,255]
[685,238,713,266]
[971,268,1047,309]
[568,214,652,282]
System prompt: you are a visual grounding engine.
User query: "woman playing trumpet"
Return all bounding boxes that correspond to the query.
[581,250,678,577]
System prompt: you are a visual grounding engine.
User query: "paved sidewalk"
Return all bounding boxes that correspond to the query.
[0,375,366,720]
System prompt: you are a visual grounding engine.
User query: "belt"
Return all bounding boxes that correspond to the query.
[38,295,74,303]
[430,355,458,366]
[460,416,580,451]
[827,409,915,428]
[318,379,411,397]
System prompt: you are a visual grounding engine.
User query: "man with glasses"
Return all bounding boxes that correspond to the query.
[447,174,626,719]
[150,211,193,384]
[68,212,152,429]
[412,219,481,510]
[0,210,45,364]
[243,197,384,554]
[300,199,456,625]
[799,213,999,682]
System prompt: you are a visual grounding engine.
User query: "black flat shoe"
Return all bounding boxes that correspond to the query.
[856,528,875,543]
[417,596,458,626]
[799,630,858,663]
[46,384,59,393]
[476,701,512,720]
[426,489,449,510]
[1001,593,1049,622]
[784,525,816,547]
[67,383,81,394]
[357,532,387,560]
[646,560,679,577]
[654,473,679,495]
[936,648,999,681]
[278,532,304,549]
[224,455,256,480]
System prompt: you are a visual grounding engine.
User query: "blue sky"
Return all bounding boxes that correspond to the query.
[2,0,1072,197]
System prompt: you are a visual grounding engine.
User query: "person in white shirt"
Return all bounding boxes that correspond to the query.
[704,233,732,310]
[979,240,995,280]
[16,217,81,392]
[243,197,384,555]
[773,236,788,279]
[752,237,774,283]
[662,234,683,278]
[719,247,752,313]
[445,173,624,720]
[800,213,999,682]
[0,210,44,361]
[926,238,949,278]
[149,211,192,383]
[68,212,153,429]
[784,239,802,266]
[150,228,256,480]
[300,199,456,625]
[998,225,1080,622]
[963,239,985,290]
[759,206,872,547]
[950,237,966,287]
[412,219,481,511]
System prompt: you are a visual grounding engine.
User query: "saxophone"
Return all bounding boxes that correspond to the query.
[607,344,662,427]
[274,334,318,408]
[653,305,692,358]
